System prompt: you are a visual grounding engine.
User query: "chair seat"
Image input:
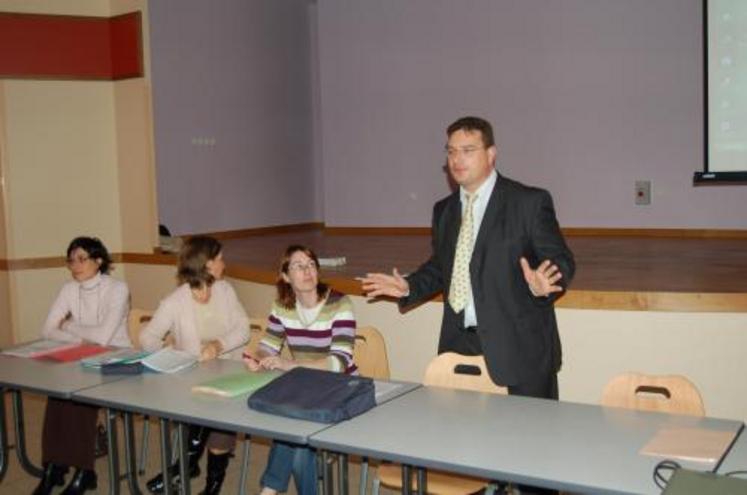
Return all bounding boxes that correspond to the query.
[377,463,489,495]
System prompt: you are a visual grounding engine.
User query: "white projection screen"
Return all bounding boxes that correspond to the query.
[699,0,747,182]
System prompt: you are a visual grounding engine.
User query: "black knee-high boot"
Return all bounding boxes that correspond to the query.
[146,425,209,494]
[198,452,231,495]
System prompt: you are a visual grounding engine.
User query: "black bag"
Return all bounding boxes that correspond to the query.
[100,361,144,375]
[247,367,375,424]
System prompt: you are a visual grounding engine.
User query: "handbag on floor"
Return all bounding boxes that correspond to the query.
[247,367,375,423]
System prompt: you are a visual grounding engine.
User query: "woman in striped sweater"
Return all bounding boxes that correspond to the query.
[245,244,357,495]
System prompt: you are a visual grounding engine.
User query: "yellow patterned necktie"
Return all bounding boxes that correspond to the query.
[448,193,477,313]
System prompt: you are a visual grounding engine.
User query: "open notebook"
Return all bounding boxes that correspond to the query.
[140,348,197,373]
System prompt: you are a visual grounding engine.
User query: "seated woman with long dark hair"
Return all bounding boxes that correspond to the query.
[245,244,357,495]
[35,236,130,495]
[140,235,250,495]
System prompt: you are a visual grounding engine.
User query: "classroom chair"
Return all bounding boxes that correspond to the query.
[601,372,705,416]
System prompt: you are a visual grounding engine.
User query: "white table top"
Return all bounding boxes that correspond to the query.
[73,359,419,444]
[309,386,745,495]
[0,354,126,398]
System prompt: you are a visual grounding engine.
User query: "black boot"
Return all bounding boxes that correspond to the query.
[198,452,231,495]
[146,425,208,494]
[60,469,97,495]
[32,463,68,495]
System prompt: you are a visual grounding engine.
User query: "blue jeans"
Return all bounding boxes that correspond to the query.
[260,441,318,495]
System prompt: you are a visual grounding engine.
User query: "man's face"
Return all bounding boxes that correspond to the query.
[446,129,497,193]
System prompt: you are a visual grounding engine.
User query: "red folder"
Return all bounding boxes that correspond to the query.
[40,344,110,363]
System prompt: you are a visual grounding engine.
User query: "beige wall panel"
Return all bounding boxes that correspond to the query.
[0,271,12,346]
[11,267,72,343]
[231,279,278,322]
[558,309,747,422]
[0,0,110,15]
[114,80,158,253]
[110,0,143,16]
[124,263,177,311]
[4,81,122,257]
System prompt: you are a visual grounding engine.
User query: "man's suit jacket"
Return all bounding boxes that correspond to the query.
[401,174,575,387]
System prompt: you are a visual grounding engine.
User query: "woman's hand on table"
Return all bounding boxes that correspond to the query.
[199,340,223,362]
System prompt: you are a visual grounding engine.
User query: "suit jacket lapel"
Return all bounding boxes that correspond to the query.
[441,193,461,274]
[471,175,507,273]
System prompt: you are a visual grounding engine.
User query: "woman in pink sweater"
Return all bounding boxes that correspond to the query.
[140,236,250,495]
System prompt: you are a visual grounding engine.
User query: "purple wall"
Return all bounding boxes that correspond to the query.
[149,0,319,235]
[317,0,747,228]
[149,0,746,233]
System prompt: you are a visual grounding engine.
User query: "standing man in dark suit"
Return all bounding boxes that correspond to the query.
[360,116,575,400]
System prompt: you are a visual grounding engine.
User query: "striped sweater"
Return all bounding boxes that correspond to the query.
[260,290,358,374]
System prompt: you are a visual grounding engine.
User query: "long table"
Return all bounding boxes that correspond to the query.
[0,354,131,484]
[309,386,745,495]
[72,359,419,495]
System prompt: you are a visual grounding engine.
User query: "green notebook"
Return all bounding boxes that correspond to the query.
[191,371,281,398]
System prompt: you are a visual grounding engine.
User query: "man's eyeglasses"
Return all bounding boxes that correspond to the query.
[288,262,318,273]
[445,146,485,159]
[66,255,91,266]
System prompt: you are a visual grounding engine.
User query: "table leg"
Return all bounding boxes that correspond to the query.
[123,411,143,495]
[238,434,250,495]
[401,464,411,495]
[321,450,334,495]
[159,418,173,495]
[337,453,349,495]
[0,389,8,483]
[358,457,368,495]
[177,422,191,495]
[139,415,150,475]
[10,390,42,477]
[105,408,121,495]
[416,467,426,495]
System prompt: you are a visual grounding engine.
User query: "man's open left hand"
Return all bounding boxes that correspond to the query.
[519,257,564,297]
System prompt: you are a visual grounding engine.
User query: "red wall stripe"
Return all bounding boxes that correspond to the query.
[110,12,144,80]
[0,11,143,80]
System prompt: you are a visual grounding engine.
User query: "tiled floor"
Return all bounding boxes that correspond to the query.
[1,393,371,495]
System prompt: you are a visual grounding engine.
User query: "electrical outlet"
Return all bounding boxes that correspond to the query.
[635,180,651,205]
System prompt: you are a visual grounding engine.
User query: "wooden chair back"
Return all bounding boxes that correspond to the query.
[353,326,390,380]
[601,372,705,416]
[423,352,507,395]
[127,308,154,349]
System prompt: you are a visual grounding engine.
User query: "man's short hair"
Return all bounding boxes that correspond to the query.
[447,116,495,148]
